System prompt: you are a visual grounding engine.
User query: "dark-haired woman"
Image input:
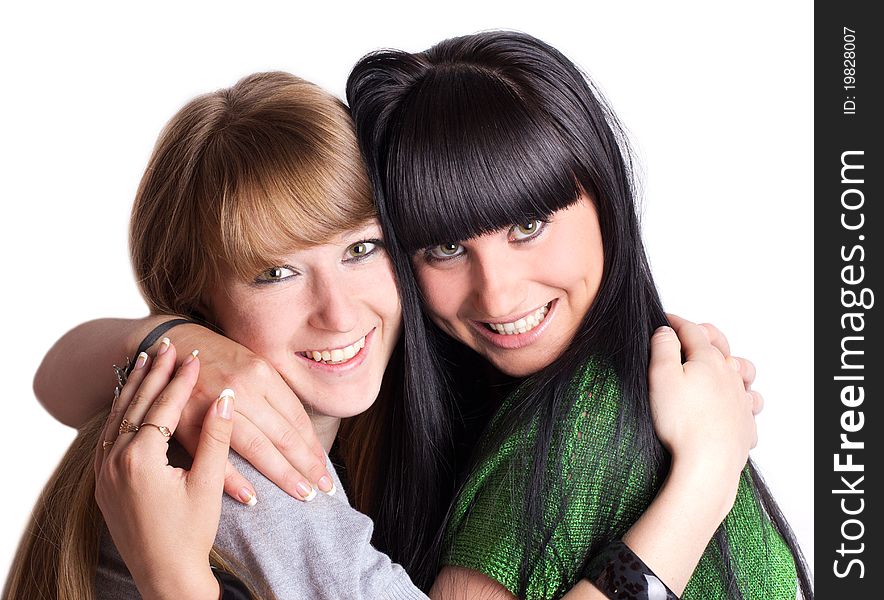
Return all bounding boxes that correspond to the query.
[30,35,808,600]
[344,30,810,599]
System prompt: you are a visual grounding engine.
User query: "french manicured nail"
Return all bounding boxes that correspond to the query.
[134,352,149,370]
[238,487,258,507]
[157,337,171,355]
[217,389,235,420]
[297,481,317,502]
[318,475,334,494]
[183,349,199,365]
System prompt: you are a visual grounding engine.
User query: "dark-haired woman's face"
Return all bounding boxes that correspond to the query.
[413,195,603,377]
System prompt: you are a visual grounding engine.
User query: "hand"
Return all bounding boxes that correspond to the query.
[94,341,230,600]
[648,315,758,513]
[167,324,334,502]
[689,319,764,416]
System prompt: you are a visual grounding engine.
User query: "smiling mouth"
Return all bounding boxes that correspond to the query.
[302,335,367,365]
[483,302,551,335]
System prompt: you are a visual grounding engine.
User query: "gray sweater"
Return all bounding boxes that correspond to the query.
[95,447,427,599]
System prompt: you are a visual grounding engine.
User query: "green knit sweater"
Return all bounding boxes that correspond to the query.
[442,361,797,599]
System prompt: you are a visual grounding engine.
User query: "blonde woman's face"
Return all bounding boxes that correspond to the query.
[209,220,401,418]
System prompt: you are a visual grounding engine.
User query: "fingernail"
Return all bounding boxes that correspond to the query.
[238,487,258,507]
[658,326,672,334]
[297,481,317,502]
[318,475,334,494]
[728,357,741,372]
[157,337,171,355]
[217,389,235,420]
[134,352,148,370]
[183,349,199,365]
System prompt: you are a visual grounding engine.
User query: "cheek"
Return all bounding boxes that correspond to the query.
[413,263,461,322]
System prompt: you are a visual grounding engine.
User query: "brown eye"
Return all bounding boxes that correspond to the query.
[428,242,464,259]
[255,266,296,283]
[346,240,378,259]
[509,220,545,241]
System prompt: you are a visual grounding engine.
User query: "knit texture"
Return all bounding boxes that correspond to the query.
[442,360,797,599]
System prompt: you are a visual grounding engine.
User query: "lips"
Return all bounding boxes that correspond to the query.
[484,302,550,335]
[296,328,375,372]
[302,334,366,364]
[470,299,557,350]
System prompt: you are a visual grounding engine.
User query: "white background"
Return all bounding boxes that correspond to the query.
[0,0,813,583]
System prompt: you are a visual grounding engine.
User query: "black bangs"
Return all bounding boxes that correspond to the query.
[384,65,581,253]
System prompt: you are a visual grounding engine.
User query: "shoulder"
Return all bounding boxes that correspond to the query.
[215,452,425,600]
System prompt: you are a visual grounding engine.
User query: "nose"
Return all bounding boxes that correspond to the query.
[307,271,359,333]
[469,243,526,319]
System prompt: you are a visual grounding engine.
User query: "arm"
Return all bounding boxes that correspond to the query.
[36,316,333,502]
[34,316,171,426]
[432,318,758,600]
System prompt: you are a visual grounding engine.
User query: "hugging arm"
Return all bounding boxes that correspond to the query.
[92,319,758,600]
[431,317,760,600]
[34,316,333,502]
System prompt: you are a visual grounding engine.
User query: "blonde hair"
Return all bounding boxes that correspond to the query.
[4,71,374,600]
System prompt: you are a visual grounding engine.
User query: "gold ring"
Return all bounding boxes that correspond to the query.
[140,422,172,437]
[102,440,115,449]
[118,419,139,435]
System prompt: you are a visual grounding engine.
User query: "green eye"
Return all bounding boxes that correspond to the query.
[255,265,297,283]
[509,220,545,241]
[428,242,465,259]
[346,240,377,260]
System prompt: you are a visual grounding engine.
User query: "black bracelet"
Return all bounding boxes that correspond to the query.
[584,540,679,600]
[212,568,252,600]
[124,318,199,376]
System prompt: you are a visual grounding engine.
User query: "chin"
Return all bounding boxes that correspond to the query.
[313,384,381,419]
[486,353,555,378]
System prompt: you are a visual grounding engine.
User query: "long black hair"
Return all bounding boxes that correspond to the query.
[347,31,811,598]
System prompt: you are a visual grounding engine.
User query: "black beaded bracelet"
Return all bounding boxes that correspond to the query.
[584,540,679,600]
[212,568,252,600]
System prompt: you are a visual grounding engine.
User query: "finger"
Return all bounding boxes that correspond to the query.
[699,323,731,358]
[247,378,333,492]
[261,376,333,468]
[134,350,201,452]
[95,351,152,478]
[222,461,260,506]
[649,325,684,383]
[117,343,183,442]
[749,390,764,415]
[733,356,757,389]
[175,413,297,503]
[668,314,723,363]
[228,414,321,501]
[188,389,236,502]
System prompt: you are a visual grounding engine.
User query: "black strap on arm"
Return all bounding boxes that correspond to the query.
[124,318,199,376]
[212,568,253,600]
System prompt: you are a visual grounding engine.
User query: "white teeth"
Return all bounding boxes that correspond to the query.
[304,336,367,364]
[486,303,550,336]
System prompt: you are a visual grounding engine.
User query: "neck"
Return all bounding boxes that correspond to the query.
[310,414,341,453]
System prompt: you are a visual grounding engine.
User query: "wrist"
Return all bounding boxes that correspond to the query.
[667,456,739,525]
[137,564,219,600]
